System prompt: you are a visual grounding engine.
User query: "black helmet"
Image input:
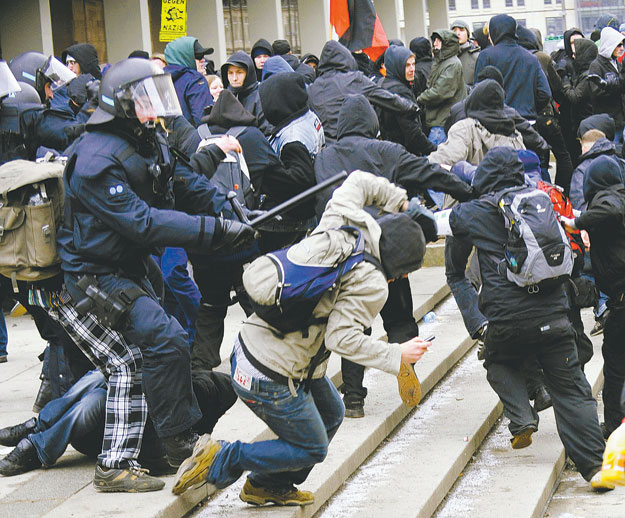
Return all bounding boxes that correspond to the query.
[8,52,48,102]
[88,57,182,126]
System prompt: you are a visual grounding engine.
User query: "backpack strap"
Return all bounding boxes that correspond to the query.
[197,123,211,140]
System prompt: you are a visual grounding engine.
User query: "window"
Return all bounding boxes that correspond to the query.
[483,0,490,8]
[505,0,513,7]
[471,0,478,9]
[448,0,456,10]
[281,0,301,54]
[223,0,250,55]
[517,0,525,6]
[517,19,526,27]
[544,0,552,5]
[546,16,564,36]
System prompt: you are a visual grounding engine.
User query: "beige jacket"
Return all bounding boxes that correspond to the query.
[240,171,408,382]
[427,117,525,167]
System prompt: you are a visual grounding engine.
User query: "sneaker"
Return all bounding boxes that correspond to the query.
[510,425,537,449]
[532,386,553,412]
[162,429,199,468]
[0,438,41,476]
[590,471,615,492]
[93,464,165,493]
[239,478,314,506]
[172,434,221,495]
[590,311,609,337]
[0,354,6,363]
[343,394,365,418]
[397,361,422,407]
[0,417,36,447]
[476,324,488,361]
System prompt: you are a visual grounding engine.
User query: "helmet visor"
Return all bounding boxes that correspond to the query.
[118,74,182,123]
[41,56,76,91]
[0,61,21,98]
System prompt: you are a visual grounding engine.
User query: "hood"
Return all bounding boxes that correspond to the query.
[582,138,617,161]
[530,28,544,51]
[517,149,542,182]
[378,213,426,279]
[221,51,257,93]
[595,14,621,31]
[283,53,301,70]
[318,40,358,75]
[251,38,273,59]
[517,25,539,51]
[573,38,598,73]
[301,53,320,66]
[599,27,625,59]
[465,79,516,136]
[258,72,308,127]
[472,146,525,194]
[205,89,256,129]
[578,113,616,140]
[431,29,460,61]
[337,94,379,140]
[474,26,491,50]
[488,14,518,45]
[61,43,101,79]
[563,28,584,58]
[384,45,414,84]
[476,65,504,86]
[409,37,432,61]
[261,55,293,81]
[583,155,625,203]
[164,36,197,69]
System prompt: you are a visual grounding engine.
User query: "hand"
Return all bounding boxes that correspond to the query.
[587,74,607,89]
[400,336,432,364]
[215,135,242,154]
[212,218,257,251]
[581,229,590,251]
[403,198,438,242]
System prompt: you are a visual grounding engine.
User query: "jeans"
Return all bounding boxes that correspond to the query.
[428,126,447,146]
[0,312,6,356]
[483,315,604,480]
[29,369,106,466]
[205,353,344,490]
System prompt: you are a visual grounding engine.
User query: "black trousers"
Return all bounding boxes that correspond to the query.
[602,306,625,436]
[483,315,604,480]
[535,115,574,193]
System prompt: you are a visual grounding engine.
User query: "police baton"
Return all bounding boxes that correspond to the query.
[227,171,348,228]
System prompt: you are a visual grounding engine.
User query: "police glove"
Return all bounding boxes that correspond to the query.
[404,198,438,242]
[211,217,258,251]
[587,74,607,89]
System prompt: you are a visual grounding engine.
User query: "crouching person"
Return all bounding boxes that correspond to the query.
[172,171,434,504]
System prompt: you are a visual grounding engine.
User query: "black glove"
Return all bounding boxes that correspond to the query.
[604,72,621,90]
[63,123,86,142]
[404,198,438,242]
[211,217,257,251]
[587,74,607,89]
[243,208,267,221]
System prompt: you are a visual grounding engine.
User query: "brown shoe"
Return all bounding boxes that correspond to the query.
[397,362,422,407]
[510,426,536,449]
[172,434,220,495]
[239,479,314,506]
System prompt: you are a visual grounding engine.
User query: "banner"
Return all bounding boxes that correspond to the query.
[159,0,187,42]
[330,0,389,61]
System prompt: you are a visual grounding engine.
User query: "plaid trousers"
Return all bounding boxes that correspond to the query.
[39,294,147,469]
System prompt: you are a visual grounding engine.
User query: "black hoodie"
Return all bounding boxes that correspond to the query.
[308,40,417,144]
[560,38,598,127]
[465,79,516,136]
[258,72,308,130]
[251,38,273,81]
[62,43,101,79]
[450,146,569,322]
[409,37,433,97]
[314,93,473,216]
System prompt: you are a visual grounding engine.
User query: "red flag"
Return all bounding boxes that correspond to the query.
[330,0,389,61]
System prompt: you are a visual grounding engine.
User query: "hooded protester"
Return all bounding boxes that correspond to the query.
[164,36,214,127]
[409,37,433,98]
[588,27,625,141]
[221,51,272,136]
[417,29,466,144]
[451,19,479,86]
[61,43,102,79]
[473,25,491,51]
[442,146,608,491]
[352,51,374,76]
[261,55,293,81]
[561,38,599,130]
[251,38,273,82]
[474,14,551,120]
[380,45,435,156]
[553,28,585,81]
[282,53,316,84]
[429,79,524,167]
[307,40,418,144]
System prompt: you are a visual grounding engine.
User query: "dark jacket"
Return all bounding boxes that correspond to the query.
[561,39,599,128]
[57,122,229,275]
[61,43,101,79]
[449,146,569,322]
[474,15,551,119]
[380,46,435,156]
[575,155,625,298]
[314,94,473,216]
[308,41,416,144]
[251,38,273,81]
[221,51,272,136]
[409,37,433,97]
[458,41,479,86]
[165,115,201,156]
[417,29,466,128]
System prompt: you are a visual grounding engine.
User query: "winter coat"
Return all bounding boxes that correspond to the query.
[314,94,473,216]
[560,39,599,128]
[588,27,625,129]
[240,171,407,382]
[429,80,525,166]
[409,37,433,97]
[569,138,622,211]
[61,43,101,79]
[449,146,569,323]
[221,51,272,136]
[251,38,273,81]
[575,155,625,298]
[458,41,479,86]
[380,46,435,156]
[417,29,466,128]
[308,41,416,144]
[474,14,551,119]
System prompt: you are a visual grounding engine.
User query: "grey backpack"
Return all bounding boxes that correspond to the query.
[496,186,573,293]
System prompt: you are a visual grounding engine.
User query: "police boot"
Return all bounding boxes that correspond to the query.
[0,417,36,447]
[0,438,41,476]
[162,429,200,468]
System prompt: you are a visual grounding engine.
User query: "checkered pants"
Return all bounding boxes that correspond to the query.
[45,301,147,469]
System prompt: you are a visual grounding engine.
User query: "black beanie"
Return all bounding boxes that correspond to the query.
[378,213,426,280]
[272,39,291,55]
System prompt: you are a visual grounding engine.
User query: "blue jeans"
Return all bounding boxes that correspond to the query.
[30,369,106,466]
[205,353,345,490]
[428,126,447,146]
[0,312,7,356]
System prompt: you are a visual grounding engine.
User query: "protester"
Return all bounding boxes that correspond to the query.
[62,43,102,80]
[206,74,223,101]
[251,38,273,81]
[451,19,479,86]
[409,37,433,98]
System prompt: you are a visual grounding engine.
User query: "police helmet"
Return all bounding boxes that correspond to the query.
[8,52,48,102]
[2,81,41,105]
[0,61,21,99]
[88,58,182,126]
